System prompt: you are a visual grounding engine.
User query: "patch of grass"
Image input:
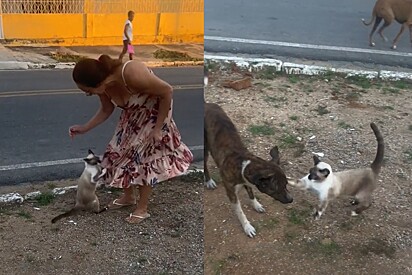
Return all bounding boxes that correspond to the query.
[25,254,35,263]
[91,241,98,246]
[34,191,54,206]
[255,217,279,231]
[314,105,330,116]
[248,124,275,136]
[393,80,411,90]
[50,53,87,63]
[293,143,306,158]
[279,122,286,128]
[382,87,401,95]
[383,105,395,110]
[179,170,204,183]
[306,239,341,256]
[288,75,299,84]
[287,208,308,225]
[404,149,412,162]
[206,61,219,72]
[338,121,352,129]
[17,210,32,219]
[47,182,57,190]
[0,208,11,215]
[409,125,412,131]
[213,259,226,275]
[289,115,299,121]
[153,49,201,62]
[137,256,148,264]
[346,75,372,89]
[264,95,287,104]
[280,133,298,148]
[256,66,282,80]
[359,238,396,259]
[321,70,335,81]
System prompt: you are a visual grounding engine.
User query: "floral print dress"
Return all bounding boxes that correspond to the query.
[101,61,193,188]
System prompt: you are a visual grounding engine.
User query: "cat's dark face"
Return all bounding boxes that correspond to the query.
[83,149,101,166]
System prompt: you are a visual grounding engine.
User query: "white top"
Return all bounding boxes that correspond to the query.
[122,19,133,41]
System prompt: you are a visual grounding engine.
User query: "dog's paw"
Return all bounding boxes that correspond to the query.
[350,198,359,205]
[370,42,376,47]
[351,210,359,217]
[251,199,265,213]
[313,210,322,220]
[243,223,256,238]
[391,44,397,50]
[205,179,217,189]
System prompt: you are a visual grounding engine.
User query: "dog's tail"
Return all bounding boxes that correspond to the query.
[362,12,376,26]
[51,208,80,223]
[370,122,384,174]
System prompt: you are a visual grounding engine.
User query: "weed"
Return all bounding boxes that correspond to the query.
[338,121,351,129]
[404,149,412,161]
[284,230,299,242]
[393,80,410,90]
[17,210,32,219]
[47,182,57,190]
[256,66,281,80]
[280,133,297,148]
[409,125,412,131]
[255,217,279,231]
[307,239,341,256]
[213,259,226,275]
[289,115,299,121]
[248,124,275,136]
[35,191,54,206]
[346,75,372,89]
[50,53,87,63]
[287,208,308,225]
[153,49,201,62]
[382,87,400,95]
[265,95,287,104]
[288,75,299,84]
[314,105,330,116]
[346,91,361,101]
[25,255,35,263]
[383,105,395,111]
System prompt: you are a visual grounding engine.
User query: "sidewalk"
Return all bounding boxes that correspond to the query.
[0,43,204,70]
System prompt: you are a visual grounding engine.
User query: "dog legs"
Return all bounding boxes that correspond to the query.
[314,199,329,220]
[228,184,256,237]
[391,22,408,49]
[243,185,265,213]
[204,135,217,189]
[351,193,372,216]
[369,16,383,46]
[377,19,392,43]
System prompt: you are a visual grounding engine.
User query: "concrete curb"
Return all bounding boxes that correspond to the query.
[204,54,412,81]
[0,60,204,70]
[0,168,204,204]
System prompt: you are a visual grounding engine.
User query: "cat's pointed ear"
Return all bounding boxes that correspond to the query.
[269,146,280,165]
[88,149,94,155]
[313,155,321,165]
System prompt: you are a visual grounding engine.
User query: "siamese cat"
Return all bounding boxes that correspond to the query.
[51,150,107,223]
[288,123,384,219]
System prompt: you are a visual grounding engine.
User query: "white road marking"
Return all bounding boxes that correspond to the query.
[0,145,204,171]
[205,36,412,57]
[0,85,204,98]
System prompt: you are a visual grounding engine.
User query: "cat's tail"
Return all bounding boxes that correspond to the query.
[370,122,384,174]
[51,208,80,223]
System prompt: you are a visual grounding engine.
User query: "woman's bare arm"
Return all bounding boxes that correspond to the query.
[84,93,115,131]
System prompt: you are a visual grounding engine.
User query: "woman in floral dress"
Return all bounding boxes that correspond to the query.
[69,55,193,223]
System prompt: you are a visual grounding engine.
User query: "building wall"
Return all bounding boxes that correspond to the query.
[0,0,204,45]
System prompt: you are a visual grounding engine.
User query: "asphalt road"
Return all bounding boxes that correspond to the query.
[0,67,204,186]
[205,0,412,68]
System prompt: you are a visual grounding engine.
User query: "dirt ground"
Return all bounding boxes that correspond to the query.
[204,64,412,275]
[0,171,203,275]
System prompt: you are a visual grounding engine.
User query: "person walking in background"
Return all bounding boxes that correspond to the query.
[119,10,135,61]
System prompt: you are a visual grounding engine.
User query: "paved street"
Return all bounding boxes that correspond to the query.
[0,67,204,185]
[205,0,412,68]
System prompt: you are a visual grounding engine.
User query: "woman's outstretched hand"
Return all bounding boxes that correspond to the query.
[69,125,88,139]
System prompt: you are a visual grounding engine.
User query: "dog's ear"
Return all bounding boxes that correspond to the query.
[88,149,95,155]
[252,174,272,188]
[313,155,321,165]
[269,146,280,165]
[319,168,330,177]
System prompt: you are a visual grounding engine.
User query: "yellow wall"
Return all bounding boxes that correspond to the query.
[1,12,204,46]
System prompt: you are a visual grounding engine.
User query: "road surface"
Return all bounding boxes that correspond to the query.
[0,67,204,186]
[205,0,412,68]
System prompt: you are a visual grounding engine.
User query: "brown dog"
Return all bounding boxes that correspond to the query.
[204,102,293,238]
[362,0,412,49]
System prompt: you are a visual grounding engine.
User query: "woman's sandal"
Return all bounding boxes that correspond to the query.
[125,213,151,224]
[108,198,136,210]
